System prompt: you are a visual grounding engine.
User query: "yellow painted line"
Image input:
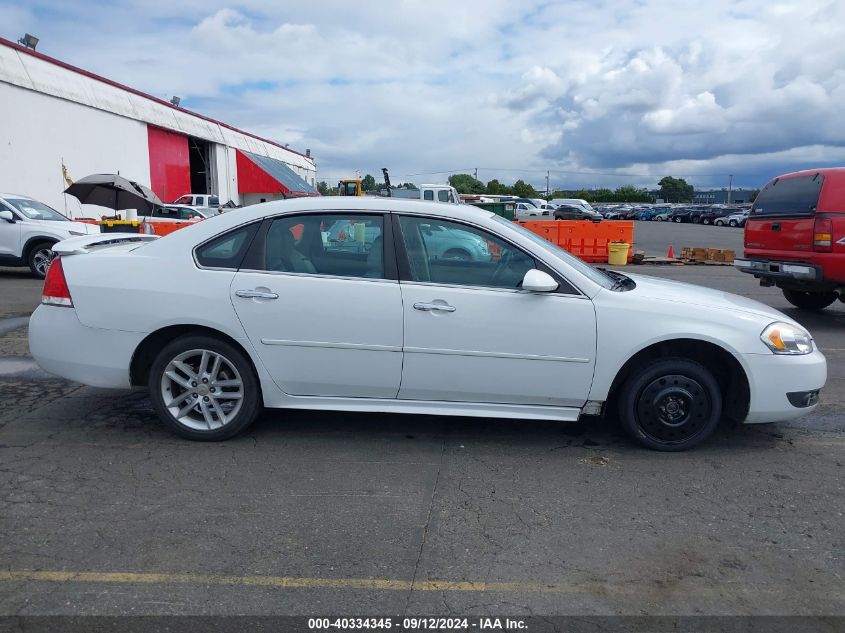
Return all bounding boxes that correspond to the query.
[0,570,593,594]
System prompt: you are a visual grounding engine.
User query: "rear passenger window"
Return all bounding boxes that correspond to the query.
[195,223,259,269]
[437,190,449,202]
[751,174,824,217]
[259,214,386,279]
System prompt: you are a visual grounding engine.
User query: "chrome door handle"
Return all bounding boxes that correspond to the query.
[236,289,279,299]
[413,302,456,312]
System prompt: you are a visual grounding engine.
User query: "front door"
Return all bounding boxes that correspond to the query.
[395,214,596,407]
[0,205,21,258]
[230,211,403,398]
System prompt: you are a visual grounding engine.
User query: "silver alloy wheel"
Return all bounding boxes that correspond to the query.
[33,248,54,277]
[160,348,244,431]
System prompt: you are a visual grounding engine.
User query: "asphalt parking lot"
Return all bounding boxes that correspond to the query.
[0,223,843,617]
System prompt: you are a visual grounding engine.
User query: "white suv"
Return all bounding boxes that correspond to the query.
[0,194,100,278]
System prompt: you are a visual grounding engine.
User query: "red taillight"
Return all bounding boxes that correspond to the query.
[814,217,833,252]
[41,257,73,307]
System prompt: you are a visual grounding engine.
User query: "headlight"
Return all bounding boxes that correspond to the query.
[761,322,813,355]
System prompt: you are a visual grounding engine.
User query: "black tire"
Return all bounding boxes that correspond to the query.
[702,218,711,225]
[655,216,664,222]
[27,241,55,279]
[674,217,682,223]
[728,220,738,227]
[149,335,261,440]
[782,289,837,311]
[617,358,722,451]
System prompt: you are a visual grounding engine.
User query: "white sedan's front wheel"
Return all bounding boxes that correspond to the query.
[149,335,261,440]
[618,358,722,451]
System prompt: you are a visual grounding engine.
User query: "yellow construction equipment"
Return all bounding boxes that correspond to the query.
[337,179,364,196]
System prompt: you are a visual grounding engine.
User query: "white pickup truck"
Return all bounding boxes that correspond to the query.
[171,194,220,208]
[389,184,461,204]
[0,193,99,278]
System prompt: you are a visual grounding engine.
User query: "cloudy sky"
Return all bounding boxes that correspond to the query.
[3,0,844,191]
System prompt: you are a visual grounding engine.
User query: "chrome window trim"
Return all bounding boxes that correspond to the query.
[398,279,590,298]
[237,268,398,284]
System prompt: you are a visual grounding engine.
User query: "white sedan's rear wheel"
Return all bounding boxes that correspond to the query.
[149,335,261,440]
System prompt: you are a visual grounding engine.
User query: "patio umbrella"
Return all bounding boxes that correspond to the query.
[64,174,162,213]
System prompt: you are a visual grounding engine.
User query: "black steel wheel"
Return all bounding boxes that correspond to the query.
[782,289,837,311]
[618,358,722,451]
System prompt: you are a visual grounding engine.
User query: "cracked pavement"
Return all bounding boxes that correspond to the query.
[0,263,843,616]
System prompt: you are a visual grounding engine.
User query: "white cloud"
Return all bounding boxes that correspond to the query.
[5,0,845,189]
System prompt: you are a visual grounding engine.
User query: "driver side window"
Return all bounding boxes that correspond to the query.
[398,216,535,289]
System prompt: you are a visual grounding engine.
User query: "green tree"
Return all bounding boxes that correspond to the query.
[448,173,485,194]
[361,174,377,192]
[398,182,418,190]
[658,176,694,203]
[317,181,331,196]
[485,179,510,195]
[512,179,537,198]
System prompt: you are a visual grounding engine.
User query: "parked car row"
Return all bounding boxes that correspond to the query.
[595,203,750,227]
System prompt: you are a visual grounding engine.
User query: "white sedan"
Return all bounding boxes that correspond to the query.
[29,197,826,450]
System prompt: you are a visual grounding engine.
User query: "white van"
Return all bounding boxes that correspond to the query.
[550,198,597,213]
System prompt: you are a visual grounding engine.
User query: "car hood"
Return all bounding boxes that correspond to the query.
[67,221,100,235]
[622,272,796,324]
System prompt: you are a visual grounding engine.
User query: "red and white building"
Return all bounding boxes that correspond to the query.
[0,36,318,217]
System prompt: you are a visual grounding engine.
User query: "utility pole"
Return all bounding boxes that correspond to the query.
[546,170,550,199]
[474,168,478,182]
[728,174,733,205]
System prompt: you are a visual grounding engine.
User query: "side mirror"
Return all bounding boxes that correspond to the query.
[0,210,15,223]
[521,269,558,292]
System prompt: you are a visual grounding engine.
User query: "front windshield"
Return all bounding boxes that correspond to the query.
[5,198,68,221]
[492,215,614,289]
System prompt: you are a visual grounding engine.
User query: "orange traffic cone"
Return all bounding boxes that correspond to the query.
[667,245,675,259]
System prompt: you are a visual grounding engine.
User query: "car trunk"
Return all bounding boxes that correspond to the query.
[744,172,824,261]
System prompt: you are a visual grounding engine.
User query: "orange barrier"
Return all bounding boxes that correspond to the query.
[139,218,201,236]
[516,220,634,263]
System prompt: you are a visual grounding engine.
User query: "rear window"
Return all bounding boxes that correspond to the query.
[195,222,259,269]
[751,174,823,217]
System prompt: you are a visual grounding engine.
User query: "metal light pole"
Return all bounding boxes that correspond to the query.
[546,170,550,199]
[728,174,733,205]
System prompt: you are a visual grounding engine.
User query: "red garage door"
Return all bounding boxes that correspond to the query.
[147,126,191,203]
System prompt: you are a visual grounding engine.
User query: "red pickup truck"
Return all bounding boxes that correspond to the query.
[735,168,845,310]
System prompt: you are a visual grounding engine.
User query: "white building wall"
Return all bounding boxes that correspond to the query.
[0,42,317,186]
[0,81,150,218]
[241,193,286,206]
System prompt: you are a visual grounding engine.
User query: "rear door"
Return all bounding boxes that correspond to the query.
[745,173,823,261]
[229,211,403,399]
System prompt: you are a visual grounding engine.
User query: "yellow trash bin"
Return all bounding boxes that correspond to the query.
[607,241,630,266]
